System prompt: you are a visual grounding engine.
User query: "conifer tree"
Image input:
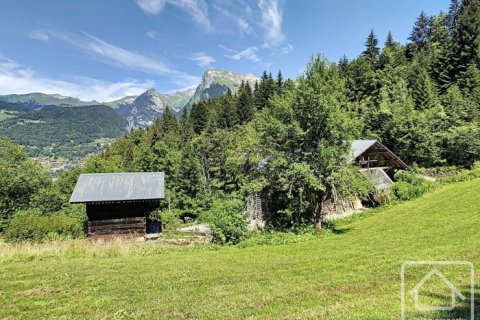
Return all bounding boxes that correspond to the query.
[385,31,394,47]
[362,30,380,65]
[446,0,462,33]
[254,71,271,110]
[338,55,349,76]
[429,14,456,92]
[408,11,431,52]
[179,108,194,143]
[190,101,209,134]
[410,66,440,110]
[276,70,284,94]
[219,88,238,129]
[452,0,480,87]
[237,81,254,124]
[159,107,179,135]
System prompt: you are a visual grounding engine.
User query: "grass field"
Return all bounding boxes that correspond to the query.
[1,179,479,319]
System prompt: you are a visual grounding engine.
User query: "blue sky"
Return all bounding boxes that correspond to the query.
[0,0,450,101]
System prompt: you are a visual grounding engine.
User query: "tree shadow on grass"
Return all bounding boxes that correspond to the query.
[421,289,477,319]
[322,220,352,234]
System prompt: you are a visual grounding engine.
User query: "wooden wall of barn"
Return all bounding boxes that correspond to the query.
[86,201,158,238]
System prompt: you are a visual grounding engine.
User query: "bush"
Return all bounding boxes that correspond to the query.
[439,161,480,184]
[200,198,247,244]
[159,209,183,230]
[391,171,433,201]
[4,210,85,242]
[239,230,319,248]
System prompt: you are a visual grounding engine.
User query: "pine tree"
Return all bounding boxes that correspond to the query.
[254,71,271,110]
[276,70,284,94]
[237,81,255,124]
[159,108,179,135]
[410,66,440,110]
[190,101,209,134]
[464,64,480,107]
[428,13,456,93]
[452,0,480,87]
[442,85,475,124]
[338,55,349,77]
[179,108,194,143]
[362,30,379,65]
[385,31,394,47]
[219,88,238,129]
[408,11,431,52]
[446,0,462,33]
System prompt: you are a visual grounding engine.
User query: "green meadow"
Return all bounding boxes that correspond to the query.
[1,179,479,319]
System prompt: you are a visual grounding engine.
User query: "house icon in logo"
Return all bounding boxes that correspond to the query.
[412,268,466,311]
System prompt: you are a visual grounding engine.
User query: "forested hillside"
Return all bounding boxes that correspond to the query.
[83,0,479,230]
[0,105,126,159]
[0,0,478,239]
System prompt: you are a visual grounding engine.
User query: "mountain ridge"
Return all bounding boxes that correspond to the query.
[0,69,260,162]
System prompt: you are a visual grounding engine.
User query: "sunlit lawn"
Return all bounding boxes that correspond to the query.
[1,179,479,319]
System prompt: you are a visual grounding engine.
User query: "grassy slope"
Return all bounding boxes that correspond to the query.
[0,180,479,319]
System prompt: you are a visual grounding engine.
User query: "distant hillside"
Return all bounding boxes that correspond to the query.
[0,69,259,159]
[0,92,94,108]
[0,104,125,159]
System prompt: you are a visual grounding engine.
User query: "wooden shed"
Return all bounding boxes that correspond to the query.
[69,172,165,239]
[324,140,408,219]
[349,140,408,189]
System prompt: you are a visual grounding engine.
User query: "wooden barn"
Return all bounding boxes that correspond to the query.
[349,140,408,190]
[69,172,165,239]
[319,140,409,220]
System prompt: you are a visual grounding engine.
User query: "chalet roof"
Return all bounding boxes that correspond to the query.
[69,172,164,203]
[349,140,408,170]
[350,140,378,159]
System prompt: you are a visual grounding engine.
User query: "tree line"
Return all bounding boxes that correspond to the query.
[1,0,479,236]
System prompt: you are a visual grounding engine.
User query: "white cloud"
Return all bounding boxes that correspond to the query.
[220,45,260,63]
[190,52,215,68]
[37,29,200,88]
[136,0,212,31]
[136,0,166,15]
[29,29,49,42]
[213,4,254,36]
[258,0,285,46]
[146,30,159,39]
[280,43,293,55]
[0,55,154,102]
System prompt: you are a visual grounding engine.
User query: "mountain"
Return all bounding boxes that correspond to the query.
[186,69,258,108]
[0,92,93,108]
[163,88,196,112]
[0,69,259,163]
[116,88,168,130]
[104,95,137,108]
[101,88,195,130]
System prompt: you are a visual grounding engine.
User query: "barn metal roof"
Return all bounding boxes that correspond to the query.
[350,140,377,160]
[349,139,408,170]
[69,172,165,203]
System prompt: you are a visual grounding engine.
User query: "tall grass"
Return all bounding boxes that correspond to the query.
[0,237,211,263]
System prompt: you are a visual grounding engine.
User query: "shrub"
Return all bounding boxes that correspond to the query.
[440,161,480,184]
[159,209,183,230]
[239,230,319,248]
[391,171,433,201]
[4,210,85,242]
[200,198,247,244]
